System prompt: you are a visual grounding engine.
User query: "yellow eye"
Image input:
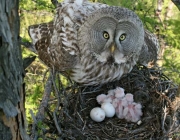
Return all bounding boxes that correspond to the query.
[119,34,126,41]
[103,32,109,39]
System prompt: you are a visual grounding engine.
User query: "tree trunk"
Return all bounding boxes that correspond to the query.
[0,0,28,139]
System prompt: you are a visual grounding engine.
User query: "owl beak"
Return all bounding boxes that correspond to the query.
[110,44,115,53]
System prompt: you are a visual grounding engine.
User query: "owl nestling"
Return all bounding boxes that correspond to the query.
[28,0,159,85]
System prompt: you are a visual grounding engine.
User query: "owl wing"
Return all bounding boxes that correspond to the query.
[138,30,160,66]
[28,21,54,46]
[28,22,57,69]
[28,1,107,71]
[28,21,79,71]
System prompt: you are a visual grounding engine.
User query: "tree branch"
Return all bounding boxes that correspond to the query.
[30,71,53,140]
[37,71,53,121]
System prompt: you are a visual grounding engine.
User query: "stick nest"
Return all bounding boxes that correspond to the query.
[32,65,180,139]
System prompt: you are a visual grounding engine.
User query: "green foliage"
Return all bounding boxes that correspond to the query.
[164,19,180,49]
[161,13,180,84]
[25,62,47,123]
[20,0,55,11]
[20,0,54,123]
[163,48,180,84]
[20,10,53,41]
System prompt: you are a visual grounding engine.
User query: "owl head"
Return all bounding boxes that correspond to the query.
[78,6,144,65]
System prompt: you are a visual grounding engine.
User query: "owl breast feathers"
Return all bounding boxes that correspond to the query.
[28,0,159,85]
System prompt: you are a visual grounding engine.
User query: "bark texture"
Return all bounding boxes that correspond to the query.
[0,0,28,139]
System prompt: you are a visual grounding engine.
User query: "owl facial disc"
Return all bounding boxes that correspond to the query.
[78,6,144,65]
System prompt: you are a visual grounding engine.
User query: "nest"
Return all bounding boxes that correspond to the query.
[30,65,180,139]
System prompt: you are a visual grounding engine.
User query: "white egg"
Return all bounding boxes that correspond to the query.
[90,107,105,122]
[101,102,115,117]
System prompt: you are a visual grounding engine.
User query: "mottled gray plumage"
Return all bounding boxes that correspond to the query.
[28,0,159,85]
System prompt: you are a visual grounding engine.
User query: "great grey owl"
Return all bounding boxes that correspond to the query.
[28,0,159,85]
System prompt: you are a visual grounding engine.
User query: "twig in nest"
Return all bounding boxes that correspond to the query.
[73,91,81,115]
[161,105,168,133]
[77,112,84,124]
[81,85,102,94]
[82,120,86,131]
[53,111,62,135]
[63,110,73,121]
